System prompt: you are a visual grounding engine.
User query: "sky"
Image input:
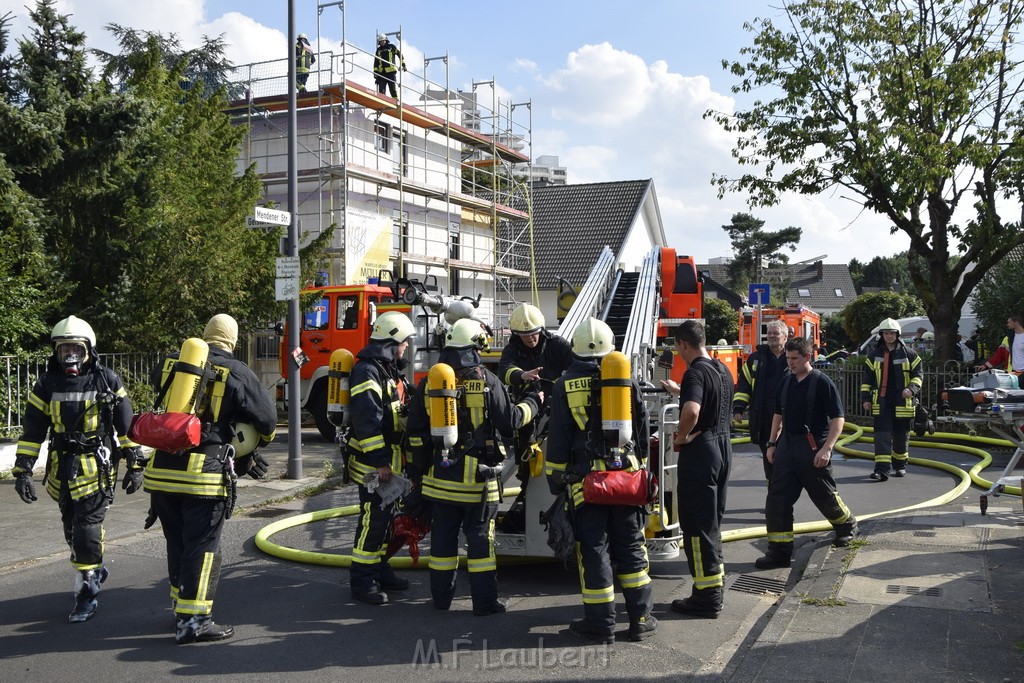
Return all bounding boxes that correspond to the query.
[0,0,908,266]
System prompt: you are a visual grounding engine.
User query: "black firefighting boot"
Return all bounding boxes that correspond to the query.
[175,614,235,644]
[68,567,108,623]
[569,602,615,644]
[469,570,507,616]
[379,561,410,592]
[833,518,858,547]
[671,586,724,619]
[754,542,793,569]
[351,562,388,605]
[627,614,659,642]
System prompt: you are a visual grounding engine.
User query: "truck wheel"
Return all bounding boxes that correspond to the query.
[309,383,337,442]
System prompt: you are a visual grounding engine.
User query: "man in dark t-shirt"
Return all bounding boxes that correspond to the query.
[662,320,733,618]
[755,337,857,570]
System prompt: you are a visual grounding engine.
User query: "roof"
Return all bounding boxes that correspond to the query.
[697,261,857,312]
[527,180,655,289]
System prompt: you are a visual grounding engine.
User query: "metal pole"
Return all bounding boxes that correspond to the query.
[287,0,303,479]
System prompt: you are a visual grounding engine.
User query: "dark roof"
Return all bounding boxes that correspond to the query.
[697,261,857,312]
[699,273,745,309]
[526,180,653,289]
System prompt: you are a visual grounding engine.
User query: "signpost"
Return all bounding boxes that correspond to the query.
[275,256,300,302]
[749,283,770,347]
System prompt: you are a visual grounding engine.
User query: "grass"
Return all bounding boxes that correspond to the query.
[799,595,847,607]
[234,458,350,516]
[798,539,869,607]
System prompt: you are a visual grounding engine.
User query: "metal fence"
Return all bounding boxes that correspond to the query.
[0,352,164,441]
[817,358,972,421]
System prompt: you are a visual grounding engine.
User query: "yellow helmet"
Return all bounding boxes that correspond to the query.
[877,318,902,334]
[445,319,489,350]
[231,422,259,457]
[572,317,615,358]
[509,303,545,334]
[51,315,97,349]
[371,311,415,343]
[922,331,934,341]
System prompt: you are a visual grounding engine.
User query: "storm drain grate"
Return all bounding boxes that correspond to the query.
[729,574,786,596]
[912,531,938,538]
[885,584,944,597]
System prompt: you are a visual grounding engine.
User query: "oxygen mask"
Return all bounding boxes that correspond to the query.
[58,342,88,376]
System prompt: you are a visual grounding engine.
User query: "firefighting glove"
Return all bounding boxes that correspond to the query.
[15,473,37,504]
[120,447,147,494]
[245,451,270,480]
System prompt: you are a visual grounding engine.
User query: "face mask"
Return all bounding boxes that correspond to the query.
[58,343,87,376]
[396,356,410,371]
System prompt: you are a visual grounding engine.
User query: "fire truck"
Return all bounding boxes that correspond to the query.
[737,303,821,354]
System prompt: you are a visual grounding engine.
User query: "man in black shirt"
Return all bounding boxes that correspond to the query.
[662,320,733,617]
[733,319,789,482]
[756,337,857,569]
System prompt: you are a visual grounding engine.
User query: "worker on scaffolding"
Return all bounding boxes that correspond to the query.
[295,33,315,93]
[374,32,405,98]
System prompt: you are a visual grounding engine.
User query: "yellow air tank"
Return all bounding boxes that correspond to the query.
[327,348,355,426]
[165,337,209,414]
[601,351,633,448]
[428,363,459,467]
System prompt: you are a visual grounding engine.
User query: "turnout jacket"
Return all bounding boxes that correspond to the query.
[733,345,786,442]
[498,330,573,395]
[406,363,537,505]
[346,341,412,481]
[544,358,650,506]
[373,40,404,76]
[143,347,277,498]
[860,339,922,418]
[16,358,137,502]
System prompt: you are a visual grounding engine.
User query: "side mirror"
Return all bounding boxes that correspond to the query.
[274,322,285,336]
[368,302,377,328]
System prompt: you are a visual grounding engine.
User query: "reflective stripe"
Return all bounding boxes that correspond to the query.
[617,570,651,589]
[828,493,852,525]
[767,531,793,543]
[351,379,381,398]
[566,378,591,432]
[428,555,460,571]
[581,584,615,604]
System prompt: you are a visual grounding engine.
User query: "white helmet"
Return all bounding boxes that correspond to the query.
[231,422,259,457]
[298,33,308,41]
[370,311,415,343]
[377,33,387,42]
[51,315,96,376]
[445,319,489,350]
[877,318,902,334]
[572,317,615,358]
[922,331,934,341]
[509,303,544,335]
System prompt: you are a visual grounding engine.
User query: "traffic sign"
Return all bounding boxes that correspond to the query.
[275,276,300,301]
[748,283,770,306]
[246,215,275,229]
[276,256,300,278]
[254,206,291,226]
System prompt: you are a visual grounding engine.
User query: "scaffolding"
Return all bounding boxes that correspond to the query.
[213,6,534,338]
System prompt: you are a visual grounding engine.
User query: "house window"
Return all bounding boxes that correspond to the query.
[834,288,844,297]
[375,122,390,153]
[797,288,811,297]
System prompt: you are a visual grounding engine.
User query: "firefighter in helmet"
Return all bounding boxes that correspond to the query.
[406,318,541,615]
[144,314,277,643]
[347,311,416,605]
[498,303,572,488]
[545,317,657,643]
[13,316,143,623]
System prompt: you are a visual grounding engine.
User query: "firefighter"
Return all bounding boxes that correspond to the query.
[545,317,658,644]
[662,319,733,618]
[860,318,922,481]
[295,33,315,92]
[144,314,277,643]
[373,32,405,97]
[498,303,572,486]
[12,316,143,623]
[733,319,789,482]
[406,318,541,615]
[346,311,416,605]
[757,337,857,569]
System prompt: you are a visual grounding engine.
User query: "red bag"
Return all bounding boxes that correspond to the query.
[128,412,202,453]
[582,469,657,506]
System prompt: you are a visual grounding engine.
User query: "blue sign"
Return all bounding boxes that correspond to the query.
[748,283,770,306]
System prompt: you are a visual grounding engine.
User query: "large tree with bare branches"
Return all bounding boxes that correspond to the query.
[709,0,1024,360]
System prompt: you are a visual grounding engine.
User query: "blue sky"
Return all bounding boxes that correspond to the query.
[1,0,905,265]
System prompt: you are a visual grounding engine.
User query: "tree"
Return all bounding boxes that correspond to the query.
[841,291,924,346]
[709,0,1024,362]
[702,297,739,346]
[849,253,915,294]
[820,312,853,353]
[722,212,802,294]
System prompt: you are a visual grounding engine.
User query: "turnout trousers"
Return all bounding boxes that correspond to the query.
[58,481,108,571]
[427,500,498,610]
[765,434,853,546]
[677,431,730,592]
[151,492,226,617]
[350,484,400,592]
[873,401,910,473]
[571,502,653,631]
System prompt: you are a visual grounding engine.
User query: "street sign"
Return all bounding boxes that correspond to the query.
[275,276,300,301]
[246,215,275,229]
[254,206,291,226]
[276,256,300,278]
[748,283,770,306]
